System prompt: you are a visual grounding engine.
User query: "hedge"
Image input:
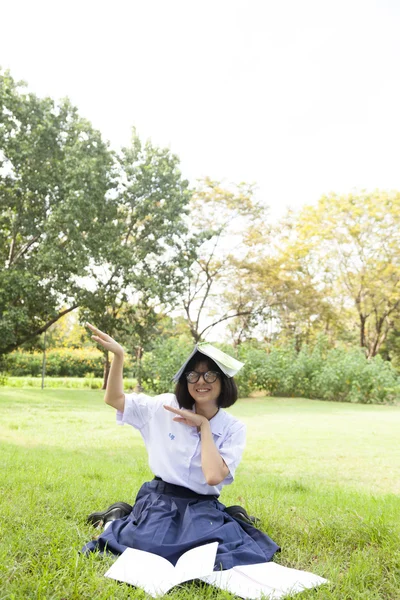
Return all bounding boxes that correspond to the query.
[232,339,400,404]
[3,338,400,404]
[141,337,400,404]
[5,348,133,378]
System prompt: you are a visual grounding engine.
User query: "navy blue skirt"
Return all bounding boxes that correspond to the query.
[82,479,280,570]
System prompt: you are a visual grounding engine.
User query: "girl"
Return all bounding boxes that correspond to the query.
[82,323,279,570]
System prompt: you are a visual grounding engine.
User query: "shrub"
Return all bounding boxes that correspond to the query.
[5,377,137,389]
[5,349,133,378]
[313,348,400,404]
[141,337,194,394]
[3,336,399,404]
[209,337,399,404]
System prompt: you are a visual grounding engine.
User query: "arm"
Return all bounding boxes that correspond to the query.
[104,352,125,412]
[86,323,125,412]
[163,405,229,486]
[199,421,230,486]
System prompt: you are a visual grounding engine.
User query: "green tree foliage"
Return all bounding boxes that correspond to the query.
[0,70,116,355]
[380,319,400,370]
[178,178,267,342]
[232,220,338,349]
[36,310,87,350]
[0,72,192,374]
[80,130,192,387]
[140,336,194,394]
[292,191,400,357]
[236,191,400,354]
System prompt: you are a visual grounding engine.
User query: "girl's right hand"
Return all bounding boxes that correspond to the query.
[86,323,124,358]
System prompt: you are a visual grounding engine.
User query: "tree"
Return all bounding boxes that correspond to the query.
[232,245,338,350]
[115,302,178,390]
[379,318,400,369]
[79,130,192,387]
[0,69,116,357]
[290,191,400,357]
[0,72,192,376]
[36,309,86,350]
[178,178,267,342]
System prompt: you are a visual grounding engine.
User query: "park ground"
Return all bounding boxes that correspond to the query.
[0,389,399,599]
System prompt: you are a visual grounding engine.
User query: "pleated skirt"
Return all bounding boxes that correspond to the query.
[82,479,280,570]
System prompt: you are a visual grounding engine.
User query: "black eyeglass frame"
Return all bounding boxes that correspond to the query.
[185,370,220,384]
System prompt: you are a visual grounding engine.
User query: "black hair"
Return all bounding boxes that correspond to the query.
[174,351,238,409]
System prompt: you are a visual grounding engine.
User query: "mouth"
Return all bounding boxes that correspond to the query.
[195,388,211,393]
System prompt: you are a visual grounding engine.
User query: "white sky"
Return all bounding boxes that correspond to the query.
[1,0,400,220]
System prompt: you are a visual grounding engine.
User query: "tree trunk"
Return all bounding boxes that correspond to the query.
[41,330,47,389]
[189,325,201,343]
[135,346,144,393]
[359,314,367,352]
[368,319,390,358]
[102,350,110,390]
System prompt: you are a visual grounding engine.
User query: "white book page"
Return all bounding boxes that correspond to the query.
[105,543,219,597]
[174,542,218,583]
[234,562,329,594]
[105,548,177,596]
[203,570,284,599]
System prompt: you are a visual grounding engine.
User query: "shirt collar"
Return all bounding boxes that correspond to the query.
[208,408,225,436]
[186,400,225,437]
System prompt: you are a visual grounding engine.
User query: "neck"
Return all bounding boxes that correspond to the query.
[195,402,219,420]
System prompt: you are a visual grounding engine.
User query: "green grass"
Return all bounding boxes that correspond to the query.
[2,376,138,390]
[0,389,399,599]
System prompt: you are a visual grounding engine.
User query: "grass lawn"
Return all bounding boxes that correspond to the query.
[0,389,399,599]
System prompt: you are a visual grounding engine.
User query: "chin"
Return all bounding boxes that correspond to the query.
[195,395,218,404]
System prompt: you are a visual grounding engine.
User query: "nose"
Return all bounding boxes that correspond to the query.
[198,373,208,383]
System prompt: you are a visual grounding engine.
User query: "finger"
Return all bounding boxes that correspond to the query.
[91,335,106,345]
[163,405,184,416]
[86,323,111,340]
[173,418,196,426]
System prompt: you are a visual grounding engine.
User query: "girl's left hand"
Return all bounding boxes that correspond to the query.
[163,405,208,428]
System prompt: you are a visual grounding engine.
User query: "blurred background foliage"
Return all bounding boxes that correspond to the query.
[1,70,399,403]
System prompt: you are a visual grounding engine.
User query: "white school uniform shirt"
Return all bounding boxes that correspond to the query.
[117,392,246,496]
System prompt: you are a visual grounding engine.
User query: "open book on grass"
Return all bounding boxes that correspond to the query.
[105,542,328,599]
[104,542,218,597]
[201,561,329,599]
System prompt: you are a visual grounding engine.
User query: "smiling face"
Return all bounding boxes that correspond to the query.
[187,361,222,407]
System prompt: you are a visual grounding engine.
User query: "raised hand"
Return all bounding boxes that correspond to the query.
[163,405,208,428]
[86,323,124,358]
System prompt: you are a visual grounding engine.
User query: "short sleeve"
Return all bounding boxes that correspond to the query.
[218,423,246,482]
[116,392,165,430]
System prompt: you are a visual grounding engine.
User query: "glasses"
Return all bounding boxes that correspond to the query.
[185,371,220,384]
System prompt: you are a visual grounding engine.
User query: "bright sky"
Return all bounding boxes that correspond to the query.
[1,0,400,220]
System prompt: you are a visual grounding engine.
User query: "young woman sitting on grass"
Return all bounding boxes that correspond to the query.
[82,323,280,569]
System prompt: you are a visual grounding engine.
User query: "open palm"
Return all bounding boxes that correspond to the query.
[163,405,208,428]
[86,323,124,357]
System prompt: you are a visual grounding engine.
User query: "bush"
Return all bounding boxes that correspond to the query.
[241,338,400,404]
[5,377,138,389]
[140,337,193,394]
[313,348,400,404]
[5,349,134,378]
[3,336,399,404]
[205,337,400,404]
[5,349,105,377]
